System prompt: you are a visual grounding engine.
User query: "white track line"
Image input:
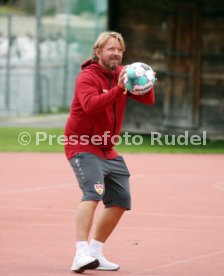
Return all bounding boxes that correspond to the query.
[120,225,224,235]
[0,274,68,276]
[0,221,223,234]
[0,206,75,212]
[129,250,224,275]
[0,183,71,196]
[214,181,224,191]
[131,174,146,179]
[132,212,224,220]
[0,207,223,221]
[0,174,145,196]
[0,221,74,228]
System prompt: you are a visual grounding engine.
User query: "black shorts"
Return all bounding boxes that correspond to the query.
[69,153,131,210]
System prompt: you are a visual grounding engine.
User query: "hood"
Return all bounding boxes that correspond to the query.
[81,59,122,78]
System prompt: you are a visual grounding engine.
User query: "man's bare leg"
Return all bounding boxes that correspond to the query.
[93,206,125,242]
[88,206,125,271]
[71,201,99,273]
[76,201,98,241]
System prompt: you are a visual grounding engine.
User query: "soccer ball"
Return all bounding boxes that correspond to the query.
[124,62,156,95]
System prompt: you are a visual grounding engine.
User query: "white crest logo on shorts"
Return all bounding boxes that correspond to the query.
[94,184,104,195]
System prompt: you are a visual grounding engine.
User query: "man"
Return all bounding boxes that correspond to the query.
[64,31,155,273]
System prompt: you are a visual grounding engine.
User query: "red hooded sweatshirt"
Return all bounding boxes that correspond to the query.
[64,59,155,160]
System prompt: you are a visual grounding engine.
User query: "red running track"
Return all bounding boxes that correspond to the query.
[0,153,224,276]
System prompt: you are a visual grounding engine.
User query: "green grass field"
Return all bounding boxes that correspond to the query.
[0,127,224,153]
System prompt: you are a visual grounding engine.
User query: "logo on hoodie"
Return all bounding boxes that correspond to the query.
[103,89,109,93]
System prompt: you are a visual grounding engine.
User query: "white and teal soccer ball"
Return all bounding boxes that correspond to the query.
[124,62,156,95]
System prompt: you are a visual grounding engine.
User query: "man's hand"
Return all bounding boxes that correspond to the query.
[118,66,128,91]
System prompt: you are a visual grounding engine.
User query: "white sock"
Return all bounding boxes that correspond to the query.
[89,239,104,257]
[76,241,88,256]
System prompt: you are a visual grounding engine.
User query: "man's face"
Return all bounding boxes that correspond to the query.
[96,37,124,71]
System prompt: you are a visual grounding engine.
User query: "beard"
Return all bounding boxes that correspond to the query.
[101,57,121,71]
[108,60,120,70]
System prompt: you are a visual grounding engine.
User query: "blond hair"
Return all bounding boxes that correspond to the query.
[92,31,125,60]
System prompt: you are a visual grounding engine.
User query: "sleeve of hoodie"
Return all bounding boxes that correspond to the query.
[128,87,155,105]
[76,72,125,116]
